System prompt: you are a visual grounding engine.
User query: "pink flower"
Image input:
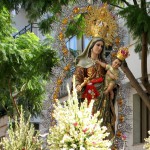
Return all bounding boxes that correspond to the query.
[121,49,129,57]
[73,122,78,127]
[82,128,88,133]
[122,134,127,141]
[92,142,96,145]
[121,50,125,55]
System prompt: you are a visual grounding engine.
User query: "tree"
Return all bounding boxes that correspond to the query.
[0,6,59,118]
[1,0,150,110]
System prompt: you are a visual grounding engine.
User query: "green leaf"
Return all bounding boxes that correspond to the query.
[0,7,59,117]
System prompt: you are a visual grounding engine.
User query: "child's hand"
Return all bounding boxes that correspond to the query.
[96,60,106,68]
[96,60,101,64]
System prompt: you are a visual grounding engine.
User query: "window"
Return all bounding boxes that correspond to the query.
[66,36,77,50]
[133,94,150,144]
[83,36,91,50]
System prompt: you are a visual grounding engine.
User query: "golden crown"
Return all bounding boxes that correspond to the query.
[117,46,129,61]
[84,3,118,46]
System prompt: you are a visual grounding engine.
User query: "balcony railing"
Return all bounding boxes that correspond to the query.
[13,23,38,38]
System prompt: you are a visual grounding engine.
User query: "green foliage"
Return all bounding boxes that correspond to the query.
[0,108,42,150]
[101,0,127,8]
[0,7,16,38]
[1,0,77,34]
[119,5,150,43]
[0,7,59,117]
[0,32,59,117]
[23,0,76,21]
[65,14,85,38]
[39,16,56,34]
[102,0,124,5]
[134,42,142,53]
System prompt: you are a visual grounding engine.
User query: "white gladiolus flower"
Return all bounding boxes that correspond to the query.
[144,131,150,150]
[80,145,86,150]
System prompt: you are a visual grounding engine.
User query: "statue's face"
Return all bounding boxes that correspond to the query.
[92,41,104,56]
[112,59,121,69]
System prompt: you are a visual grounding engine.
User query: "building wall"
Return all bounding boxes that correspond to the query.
[124,36,150,81]
[0,115,8,138]
[12,9,29,32]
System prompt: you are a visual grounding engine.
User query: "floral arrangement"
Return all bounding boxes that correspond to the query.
[47,76,112,150]
[0,108,42,150]
[144,131,150,150]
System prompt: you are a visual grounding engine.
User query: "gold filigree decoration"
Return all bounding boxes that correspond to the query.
[84,3,118,46]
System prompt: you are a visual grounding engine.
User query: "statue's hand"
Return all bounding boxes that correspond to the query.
[76,85,82,92]
[104,90,109,95]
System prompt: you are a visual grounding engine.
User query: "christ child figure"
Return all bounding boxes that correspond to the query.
[97,58,122,100]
